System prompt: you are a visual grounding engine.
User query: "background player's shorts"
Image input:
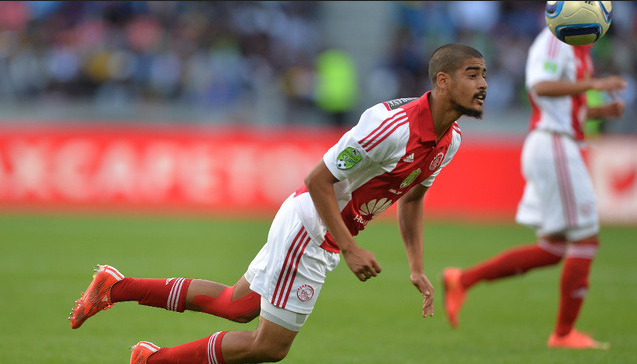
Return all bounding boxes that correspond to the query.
[515,130,599,241]
[244,193,340,324]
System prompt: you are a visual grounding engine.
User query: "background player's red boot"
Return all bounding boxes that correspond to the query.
[548,329,610,350]
[442,267,466,328]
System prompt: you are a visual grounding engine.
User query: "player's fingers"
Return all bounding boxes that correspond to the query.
[422,302,432,317]
[422,291,434,317]
[368,266,379,277]
[357,269,373,281]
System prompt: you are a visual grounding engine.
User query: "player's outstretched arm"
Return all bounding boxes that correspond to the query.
[533,75,627,97]
[305,160,381,282]
[397,184,434,318]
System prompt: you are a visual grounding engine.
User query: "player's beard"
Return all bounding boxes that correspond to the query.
[457,105,482,119]
[453,102,483,119]
[452,94,484,119]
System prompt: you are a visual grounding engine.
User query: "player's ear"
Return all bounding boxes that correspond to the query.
[436,72,450,90]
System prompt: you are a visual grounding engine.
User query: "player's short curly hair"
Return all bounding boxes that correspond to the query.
[428,44,484,87]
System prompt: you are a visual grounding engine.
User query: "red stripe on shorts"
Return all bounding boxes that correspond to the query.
[552,135,577,227]
[272,227,310,308]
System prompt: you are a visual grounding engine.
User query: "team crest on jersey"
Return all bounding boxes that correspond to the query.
[429,152,444,171]
[400,168,421,188]
[384,97,418,110]
[297,284,314,302]
[336,147,362,169]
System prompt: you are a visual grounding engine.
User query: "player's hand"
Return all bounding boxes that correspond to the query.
[342,246,382,282]
[603,99,625,118]
[593,75,627,97]
[410,272,434,318]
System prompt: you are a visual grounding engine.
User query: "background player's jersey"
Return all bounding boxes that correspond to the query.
[294,92,461,252]
[525,28,593,141]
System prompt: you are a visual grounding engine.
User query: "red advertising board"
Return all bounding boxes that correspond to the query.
[1,124,633,224]
[0,124,341,215]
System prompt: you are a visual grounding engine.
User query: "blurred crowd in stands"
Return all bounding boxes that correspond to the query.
[0,1,635,132]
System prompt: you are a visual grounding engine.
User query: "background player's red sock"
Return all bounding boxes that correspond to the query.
[110,277,192,312]
[147,331,228,364]
[555,241,598,336]
[460,241,565,289]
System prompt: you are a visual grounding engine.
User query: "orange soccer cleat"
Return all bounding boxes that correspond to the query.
[548,329,610,350]
[68,264,124,329]
[130,341,160,364]
[442,267,466,328]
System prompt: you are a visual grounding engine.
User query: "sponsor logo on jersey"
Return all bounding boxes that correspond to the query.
[336,147,362,169]
[297,284,314,302]
[400,168,421,188]
[384,97,418,110]
[429,152,444,171]
[359,198,393,218]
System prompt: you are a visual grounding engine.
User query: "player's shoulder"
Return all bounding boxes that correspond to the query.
[359,97,415,125]
[382,97,420,111]
[354,97,418,153]
[531,28,571,58]
[361,97,419,124]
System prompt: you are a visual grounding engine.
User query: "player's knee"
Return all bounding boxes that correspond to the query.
[567,235,600,260]
[253,342,290,362]
[538,238,567,262]
[232,307,260,323]
[243,335,291,362]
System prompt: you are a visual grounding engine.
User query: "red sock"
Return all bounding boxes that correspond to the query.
[460,242,565,289]
[111,277,192,312]
[148,331,228,364]
[555,241,598,336]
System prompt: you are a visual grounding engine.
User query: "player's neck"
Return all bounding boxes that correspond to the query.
[428,91,460,142]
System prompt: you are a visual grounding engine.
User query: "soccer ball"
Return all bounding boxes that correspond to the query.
[545,1,612,46]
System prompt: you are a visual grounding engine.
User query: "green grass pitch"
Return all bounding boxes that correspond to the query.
[1,212,635,363]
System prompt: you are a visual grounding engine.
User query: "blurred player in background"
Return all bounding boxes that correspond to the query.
[442,27,626,350]
[69,43,488,364]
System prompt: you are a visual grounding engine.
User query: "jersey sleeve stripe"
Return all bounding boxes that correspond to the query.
[548,33,559,59]
[363,117,409,152]
[358,111,406,149]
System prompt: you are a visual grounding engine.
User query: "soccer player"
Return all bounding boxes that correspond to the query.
[442,27,626,350]
[69,43,488,364]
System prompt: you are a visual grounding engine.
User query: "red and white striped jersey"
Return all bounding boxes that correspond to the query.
[525,27,594,141]
[294,91,462,252]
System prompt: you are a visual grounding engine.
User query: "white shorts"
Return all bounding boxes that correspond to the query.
[515,130,599,241]
[244,194,340,320]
